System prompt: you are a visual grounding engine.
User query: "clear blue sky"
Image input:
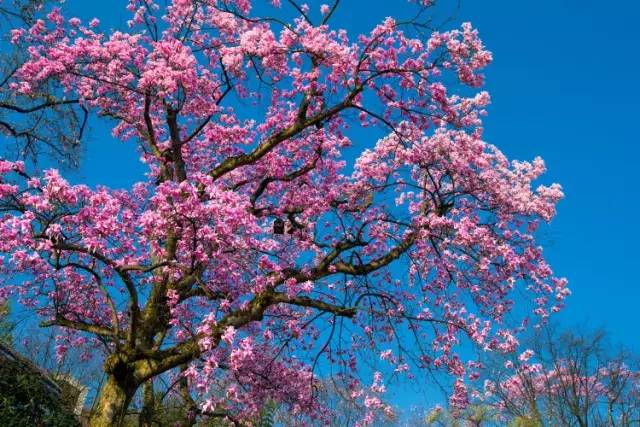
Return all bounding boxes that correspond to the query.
[456,0,640,350]
[60,0,639,408]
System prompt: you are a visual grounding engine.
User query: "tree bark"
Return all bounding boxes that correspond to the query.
[89,374,137,427]
[179,364,198,427]
[139,379,155,427]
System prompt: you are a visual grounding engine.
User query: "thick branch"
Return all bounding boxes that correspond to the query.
[167,108,187,182]
[272,293,357,318]
[333,233,416,276]
[209,88,361,181]
[41,316,116,338]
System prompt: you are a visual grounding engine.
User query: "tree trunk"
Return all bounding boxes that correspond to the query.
[179,364,198,427]
[139,379,155,427]
[89,374,137,427]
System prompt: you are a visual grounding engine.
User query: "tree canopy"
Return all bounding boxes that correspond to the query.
[0,0,567,425]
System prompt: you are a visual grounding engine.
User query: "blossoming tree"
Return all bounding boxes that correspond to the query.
[0,0,568,425]
[475,328,640,426]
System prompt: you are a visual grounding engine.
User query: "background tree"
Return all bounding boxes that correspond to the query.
[468,326,640,427]
[0,0,567,425]
[424,404,497,427]
[0,338,81,426]
[17,323,101,407]
[270,378,399,427]
[0,354,81,426]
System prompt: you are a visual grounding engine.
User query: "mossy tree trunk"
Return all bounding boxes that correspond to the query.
[88,355,140,427]
[88,375,136,427]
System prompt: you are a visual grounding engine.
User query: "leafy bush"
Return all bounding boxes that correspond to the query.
[0,357,79,427]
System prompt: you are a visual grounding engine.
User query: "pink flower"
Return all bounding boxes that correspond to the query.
[10,28,24,44]
[380,349,393,360]
[519,349,535,362]
[221,326,236,345]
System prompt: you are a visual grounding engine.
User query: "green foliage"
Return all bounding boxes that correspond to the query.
[466,404,492,424]
[424,406,445,425]
[508,417,543,427]
[424,404,497,427]
[0,356,79,427]
[0,302,14,345]
[258,400,278,427]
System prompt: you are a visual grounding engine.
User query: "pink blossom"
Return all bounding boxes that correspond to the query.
[221,326,237,345]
